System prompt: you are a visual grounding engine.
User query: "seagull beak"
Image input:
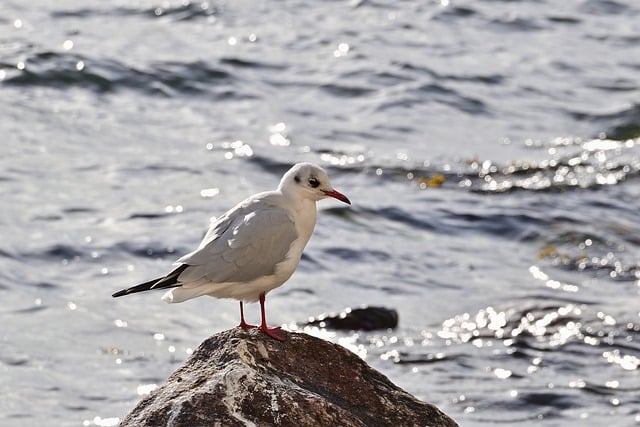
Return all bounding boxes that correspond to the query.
[322,189,351,205]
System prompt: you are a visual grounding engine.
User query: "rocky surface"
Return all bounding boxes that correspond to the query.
[119,327,458,427]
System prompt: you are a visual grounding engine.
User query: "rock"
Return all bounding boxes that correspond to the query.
[304,305,399,331]
[119,328,458,427]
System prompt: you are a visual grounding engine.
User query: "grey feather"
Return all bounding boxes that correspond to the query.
[176,202,298,285]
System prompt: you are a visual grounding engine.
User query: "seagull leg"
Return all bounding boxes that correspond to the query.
[258,292,285,341]
[238,301,256,329]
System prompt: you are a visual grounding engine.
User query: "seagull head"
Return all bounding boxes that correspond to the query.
[279,163,351,205]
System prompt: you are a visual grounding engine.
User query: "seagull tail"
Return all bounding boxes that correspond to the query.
[112,264,188,298]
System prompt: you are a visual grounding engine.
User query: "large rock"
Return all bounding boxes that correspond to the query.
[119,328,458,427]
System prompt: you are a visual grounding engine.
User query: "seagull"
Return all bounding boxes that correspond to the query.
[112,162,351,341]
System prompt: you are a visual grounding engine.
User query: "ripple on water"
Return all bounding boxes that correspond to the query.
[25,244,84,261]
[574,104,640,141]
[536,238,640,283]
[330,135,639,198]
[405,136,640,193]
[579,0,632,16]
[351,298,640,423]
[393,60,506,86]
[319,83,376,98]
[374,81,491,116]
[52,1,217,21]
[435,302,640,371]
[111,241,179,259]
[322,246,391,263]
[2,52,241,98]
[357,206,437,232]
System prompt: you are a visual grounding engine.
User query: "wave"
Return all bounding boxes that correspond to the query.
[1,51,270,99]
[579,0,631,16]
[51,2,217,22]
[375,81,492,116]
[361,298,640,421]
[345,136,640,194]
[571,104,640,140]
[436,301,640,367]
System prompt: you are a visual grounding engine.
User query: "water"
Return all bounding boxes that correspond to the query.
[1,1,639,425]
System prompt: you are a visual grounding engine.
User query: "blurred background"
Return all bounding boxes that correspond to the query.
[1,0,639,425]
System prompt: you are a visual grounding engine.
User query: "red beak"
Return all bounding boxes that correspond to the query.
[322,189,351,205]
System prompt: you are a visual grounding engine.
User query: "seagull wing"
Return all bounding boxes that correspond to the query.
[175,201,298,285]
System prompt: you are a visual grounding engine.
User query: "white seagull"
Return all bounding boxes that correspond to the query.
[112,162,351,341]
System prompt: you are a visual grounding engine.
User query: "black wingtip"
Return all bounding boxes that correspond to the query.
[111,265,189,299]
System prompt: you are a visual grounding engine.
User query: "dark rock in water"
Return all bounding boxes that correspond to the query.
[119,328,458,427]
[305,305,399,331]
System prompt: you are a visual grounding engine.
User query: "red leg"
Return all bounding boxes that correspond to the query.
[258,292,285,341]
[238,301,256,329]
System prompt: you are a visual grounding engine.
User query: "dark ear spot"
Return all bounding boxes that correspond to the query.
[294,174,301,183]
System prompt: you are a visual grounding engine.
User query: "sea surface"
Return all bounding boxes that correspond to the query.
[1,1,640,426]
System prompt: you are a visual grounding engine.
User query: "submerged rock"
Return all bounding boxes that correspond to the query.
[305,305,399,331]
[119,328,458,427]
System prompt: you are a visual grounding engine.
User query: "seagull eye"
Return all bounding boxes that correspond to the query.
[308,177,320,188]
